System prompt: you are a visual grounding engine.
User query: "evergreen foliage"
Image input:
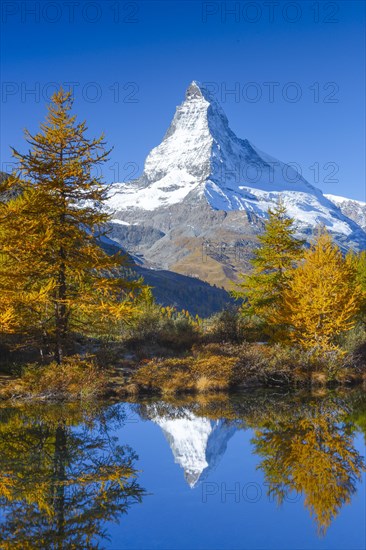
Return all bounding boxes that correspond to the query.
[233,201,304,338]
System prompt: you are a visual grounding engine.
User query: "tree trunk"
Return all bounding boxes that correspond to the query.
[55,255,67,365]
[53,422,67,549]
[55,148,67,365]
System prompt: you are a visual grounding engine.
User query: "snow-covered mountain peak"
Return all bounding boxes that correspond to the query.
[185,80,206,100]
[143,82,213,184]
[185,80,229,119]
[107,82,366,252]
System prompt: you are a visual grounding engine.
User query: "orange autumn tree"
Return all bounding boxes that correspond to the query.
[273,230,363,352]
[0,89,142,362]
[0,188,57,337]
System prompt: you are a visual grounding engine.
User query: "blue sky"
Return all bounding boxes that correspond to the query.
[1,0,365,200]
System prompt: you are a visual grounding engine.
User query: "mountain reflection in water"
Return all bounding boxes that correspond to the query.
[152,410,237,487]
[135,391,366,535]
[0,390,365,548]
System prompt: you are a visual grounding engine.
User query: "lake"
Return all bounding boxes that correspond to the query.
[0,389,365,549]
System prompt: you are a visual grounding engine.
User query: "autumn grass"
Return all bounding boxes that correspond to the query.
[126,342,366,396]
[0,356,107,402]
[1,328,366,402]
[130,351,237,395]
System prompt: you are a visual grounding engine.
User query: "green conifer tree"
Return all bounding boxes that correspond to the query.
[233,201,304,338]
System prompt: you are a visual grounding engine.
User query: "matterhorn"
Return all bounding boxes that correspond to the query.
[107,81,366,287]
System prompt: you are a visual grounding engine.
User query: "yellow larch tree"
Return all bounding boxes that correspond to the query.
[0,188,56,337]
[0,89,142,362]
[274,230,363,352]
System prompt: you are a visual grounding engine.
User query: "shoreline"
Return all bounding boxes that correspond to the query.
[1,364,365,405]
[1,338,365,404]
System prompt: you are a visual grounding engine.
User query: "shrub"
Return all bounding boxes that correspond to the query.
[131,352,237,394]
[157,316,200,349]
[129,341,362,396]
[0,356,107,401]
[226,343,347,386]
[337,324,366,354]
[203,308,267,344]
[127,303,201,351]
[203,308,242,343]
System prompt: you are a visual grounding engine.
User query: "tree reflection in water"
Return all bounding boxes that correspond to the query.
[0,403,144,549]
[249,397,365,534]
[0,391,365,546]
[135,391,366,535]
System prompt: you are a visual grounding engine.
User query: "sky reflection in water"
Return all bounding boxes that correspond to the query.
[0,390,365,549]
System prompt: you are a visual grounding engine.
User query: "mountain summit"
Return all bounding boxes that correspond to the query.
[107,82,366,285]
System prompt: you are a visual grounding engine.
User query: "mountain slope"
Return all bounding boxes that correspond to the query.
[99,235,233,316]
[325,194,366,232]
[107,81,366,286]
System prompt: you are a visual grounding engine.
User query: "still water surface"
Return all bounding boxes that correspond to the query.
[0,390,365,549]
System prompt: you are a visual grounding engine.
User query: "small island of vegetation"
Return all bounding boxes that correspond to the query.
[1,90,366,402]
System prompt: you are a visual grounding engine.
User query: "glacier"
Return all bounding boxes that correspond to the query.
[325,194,366,232]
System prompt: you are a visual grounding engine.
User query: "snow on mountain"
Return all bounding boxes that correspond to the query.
[105,82,366,286]
[152,408,236,488]
[325,194,366,231]
[111,219,130,226]
[108,82,212,212]
[108,81,365,248]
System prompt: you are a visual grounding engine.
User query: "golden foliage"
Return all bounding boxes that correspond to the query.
[272,230,364,352]
[252,404,365,534]
[0,89,143,361]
